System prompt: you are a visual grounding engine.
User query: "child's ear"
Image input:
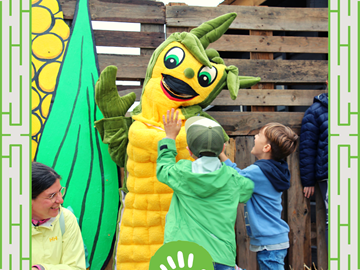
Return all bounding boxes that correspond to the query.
[263,143,271,153]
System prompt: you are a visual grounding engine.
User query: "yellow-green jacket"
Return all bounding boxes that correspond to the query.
[32,206,86,270]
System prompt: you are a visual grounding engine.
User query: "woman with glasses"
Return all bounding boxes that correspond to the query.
[31,162,86,270]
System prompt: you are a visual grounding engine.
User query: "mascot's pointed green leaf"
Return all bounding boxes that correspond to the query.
[226,67,262,100]
[190,12,237,49]
[226,65,240,100]
[35,0,119,269]
[239,76,262,89]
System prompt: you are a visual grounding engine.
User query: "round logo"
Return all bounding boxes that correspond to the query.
[149,241,214,270]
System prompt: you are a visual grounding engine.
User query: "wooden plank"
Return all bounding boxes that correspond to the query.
[117,86,142,92]
[98,55,149,80]
[93,30,164,48]
[166,6,328,32]
[286,147,311,270]
[303,200,312,269]
[166,2,188,6]
[209,35,328,54]
[315,182,328,270]
[207,111,304,135]
[250,30,275,112]
[234,136,257,270]
[166,31,328,53]
[119,88,324,106]
[212,89,324,106]
[61,0,165,23]
[236,203,258,270]
[166,26,190,37]
[225,59,328,84]
[224,138,236,163]
[281,191,289,268]
[165,3,191,36]
[101,55,328,83]
[219,0,266,5]
[311,222,317,247]
[234,136,256,169]
[141,24,165,56]
[166,27,190,38]
[140,23,165,85]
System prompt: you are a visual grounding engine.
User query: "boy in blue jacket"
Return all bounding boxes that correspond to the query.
[219,122,298,270]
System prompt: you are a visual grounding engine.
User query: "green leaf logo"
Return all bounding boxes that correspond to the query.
[149,241,214,270]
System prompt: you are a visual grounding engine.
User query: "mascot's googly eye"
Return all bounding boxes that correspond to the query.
[198,65,217,87]
[164,47,185,69]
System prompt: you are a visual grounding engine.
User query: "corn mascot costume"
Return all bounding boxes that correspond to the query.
[94,12,260,270]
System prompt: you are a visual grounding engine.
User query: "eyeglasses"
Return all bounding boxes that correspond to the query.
[45,187,66,202]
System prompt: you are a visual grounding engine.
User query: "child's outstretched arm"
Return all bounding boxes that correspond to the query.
[157,108,182,189]
[163,108,182,140]
[219,146,244,175]
[219,145,229,162]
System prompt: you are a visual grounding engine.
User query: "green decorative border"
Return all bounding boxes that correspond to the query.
[0,0,31,269]
[329,1,358,269]
[0,0,357,269]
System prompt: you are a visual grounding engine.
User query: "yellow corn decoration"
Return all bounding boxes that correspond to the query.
[31,0,70,160]
[117,120,190,270]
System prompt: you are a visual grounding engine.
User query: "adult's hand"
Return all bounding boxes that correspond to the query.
[303,186,315,198]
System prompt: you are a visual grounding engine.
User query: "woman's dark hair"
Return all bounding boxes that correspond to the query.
[32,162,61,199]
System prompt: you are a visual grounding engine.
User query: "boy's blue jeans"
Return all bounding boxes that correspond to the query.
[256,249,287,270]
[213,263,235,270]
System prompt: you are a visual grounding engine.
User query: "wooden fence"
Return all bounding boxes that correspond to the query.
[62,0,328,269]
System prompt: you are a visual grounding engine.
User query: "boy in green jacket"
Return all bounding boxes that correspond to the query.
[156,109,254,270]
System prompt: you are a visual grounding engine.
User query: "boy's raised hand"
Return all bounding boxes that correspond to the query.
[163,108,182,140]
[218,144,228,162]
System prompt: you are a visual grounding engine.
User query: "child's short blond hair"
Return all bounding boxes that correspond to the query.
[260,122,298,161]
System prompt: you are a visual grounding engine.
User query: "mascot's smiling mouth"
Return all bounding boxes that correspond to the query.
[161,74,199,101]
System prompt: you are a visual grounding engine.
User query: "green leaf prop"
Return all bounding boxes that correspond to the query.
[35,0,119,269]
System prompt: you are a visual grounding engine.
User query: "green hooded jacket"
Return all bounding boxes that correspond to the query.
[156,139,254,266]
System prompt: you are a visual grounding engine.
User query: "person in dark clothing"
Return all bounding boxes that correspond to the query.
[299,80,328,247]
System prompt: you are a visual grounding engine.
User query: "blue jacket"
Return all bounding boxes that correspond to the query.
[299,93,328,187]
[224,159,290,246]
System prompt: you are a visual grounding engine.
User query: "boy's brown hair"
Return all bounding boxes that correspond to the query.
[260,122,299,161]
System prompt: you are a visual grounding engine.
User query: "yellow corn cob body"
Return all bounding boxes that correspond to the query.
[117,120,190,270]
[31,0,70,160]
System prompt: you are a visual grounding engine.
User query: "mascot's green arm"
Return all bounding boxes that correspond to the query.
[94,65,136,168]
